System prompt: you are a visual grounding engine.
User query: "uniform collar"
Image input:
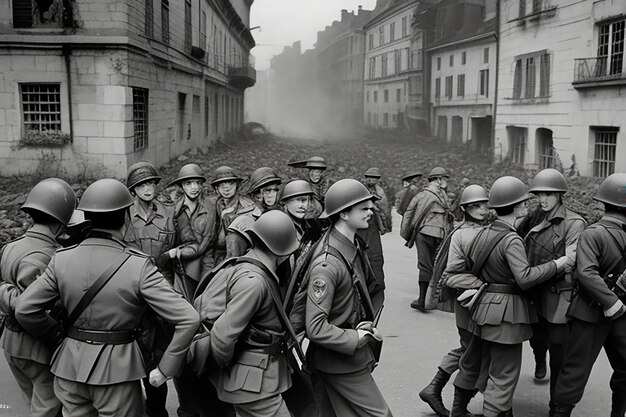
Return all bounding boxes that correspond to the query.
[130,199,163,222]
[492,218,517,232]
[600,214,626,229]
[545,204,566,223]
[25,223,58,244]
[329,226,357,264]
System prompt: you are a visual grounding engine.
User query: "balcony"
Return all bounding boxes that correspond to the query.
[228,54,256,89]
[573,57,626,88]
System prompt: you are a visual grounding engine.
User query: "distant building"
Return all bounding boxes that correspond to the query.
[421,0,496,151]
[0,0,256,178]
[495,0,626,176]
[363,0,423,130]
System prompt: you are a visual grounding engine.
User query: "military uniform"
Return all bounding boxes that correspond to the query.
[522,205,585,398]
[358,183,392,289]
[196,261,292,417]
[0,224,62,417]
[14,230,200,417]
[214,195,260,262]
[396,183,421,216]
[449,220,558,416]
[305,227,390,417]
[306,177,331,219]
[553,217,626,414]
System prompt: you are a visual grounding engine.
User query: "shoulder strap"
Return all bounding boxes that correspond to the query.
[65,251,131,330]
[194,257,239,300]
[234,257,307,365]
[469,227,512,276]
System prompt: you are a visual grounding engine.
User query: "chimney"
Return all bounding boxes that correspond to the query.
[358,5,363,14]
[341,9,348,20]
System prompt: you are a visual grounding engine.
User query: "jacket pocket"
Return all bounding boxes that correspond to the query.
[223,350,269,393]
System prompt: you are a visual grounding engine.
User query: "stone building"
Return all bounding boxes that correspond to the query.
[495,0,626,176]
[0,0,255,178]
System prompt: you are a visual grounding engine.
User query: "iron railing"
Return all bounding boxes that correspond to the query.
[574,57,626,83]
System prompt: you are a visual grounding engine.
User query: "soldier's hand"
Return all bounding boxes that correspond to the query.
[604,300,625,319]
[553,256,570,272]
[168,248,179,259]
[149,368,167,387]
[356,329,373,349]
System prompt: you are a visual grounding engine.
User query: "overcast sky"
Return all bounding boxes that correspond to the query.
[250,0,378,70]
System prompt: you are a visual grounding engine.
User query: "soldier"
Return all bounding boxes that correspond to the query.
[304,156,332,218]
[449,178,471,222]
[358,167,392,289]
[122,161,178,417]
[446,176,569,417]
[552,173,626,417]
[14,178,200,417]
[211,165,260,263]
[304,179,391,417]
[401,167,453,311]
[419,184,490,417]
[395,171,423,216]
[280,180,323,261]
[0,178,76,417]
[248,167,283,213]
[56,209,91,248]
[517,169,585,412]
[169,163,218,301]
[197,210,300,416]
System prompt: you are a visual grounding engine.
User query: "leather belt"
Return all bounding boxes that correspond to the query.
[67,328,136,345]
[487,283,523,295]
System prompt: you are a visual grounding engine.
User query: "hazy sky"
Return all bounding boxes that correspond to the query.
[250,0,378,70]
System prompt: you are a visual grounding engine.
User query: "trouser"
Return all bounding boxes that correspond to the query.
[544,320,569,399]
[282,353,319,417]
[314,367,393,417]
[53,376,142,417]
[4,352,61,417]
[454,334,522,417]
[142,376,168,417]
[416,233,441,284]
[176,368,235,417]
[553,315,626,406]
[233,395,291,417]
[529,319,548,360]
[439,327,489,392]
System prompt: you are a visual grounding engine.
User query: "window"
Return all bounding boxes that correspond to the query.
[480,69,489,97]
[396,88,401,102]
[519,0,526,17]
[513,52,550,99]
[384,89,389,103]
[201,12,207,50]
[383,113,388,127]
[537,129,554,169]
[484,48,489,64]
[436,57,441,71]
[366,91,370,103]
[462,52,466,65]
[507,126,527,165]
[457,74,465,96]
[161,0,170,44]
[145,0,154,38]
[374,91,378,103]
[12,0,64,28]
[204,96,209,137]
[379,26,384,45]
[449,55,454,67]
[592,127,618,177]
[435,78,441,99]
[20,83,62,132]
[133,88,148,150]
[445,76,453,99]
[532,0,541,13]
[394,49,401,73]
[597,19,625,77]
[369,34,374,50]
[184,0,192,52]
[402,16,408,37]
[382,53,388,77]
[390,22,395,42]
[369,57,375,79]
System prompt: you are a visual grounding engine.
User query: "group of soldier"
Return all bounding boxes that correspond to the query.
[0,156,394,417]
[400,167,626,417]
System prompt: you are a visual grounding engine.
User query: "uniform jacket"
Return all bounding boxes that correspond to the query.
[447,220,557,344]
[396,184,420,216]
[522,205,586,323]
[14,230,200,385]
[567,216,626,323]
[306,177,332,219]
[216,195,260,257]
[305,227,383,374]
[200,262,291,404]
[0,224,58,364]
[401,185,451,243]
[368,183,392,234]
[123,199,176,282]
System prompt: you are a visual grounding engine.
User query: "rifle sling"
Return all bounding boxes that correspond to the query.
[470,228,512,277]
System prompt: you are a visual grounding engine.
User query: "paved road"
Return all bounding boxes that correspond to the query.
[0,213,613,416]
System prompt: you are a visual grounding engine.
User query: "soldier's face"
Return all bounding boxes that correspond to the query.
[365,177,379,186]
[285,196,310,219]
[217,181,237,199]
[182,179,202,200]
[438,177,448,190]
[261,185,280,206]
[134,181,157,202]
[466,202,489,220]
[308,169,323,183]
[537,192,559,212]
[341,200,374,230]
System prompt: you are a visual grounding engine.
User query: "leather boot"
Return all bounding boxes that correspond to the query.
[497,410,513,417]
[450,386,482,417]
[611,392,626,417]
[534,353,547,380]
[552,403,574,417]
[419,368,451,417]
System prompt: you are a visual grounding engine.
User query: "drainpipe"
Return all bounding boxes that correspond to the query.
[491,1,500,160]
[62,44,74,141]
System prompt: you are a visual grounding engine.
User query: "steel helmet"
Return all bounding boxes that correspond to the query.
[489,176,530,208]
[594,173,626,208]
[427,167,450,180]
[321,178,380,219]
[530,168,568,193]
[127,161,161,190]
[364,167,382,178]
[287,158,308,168]
[280,180,314,202]
[77,179,134,213]
[305,156,327,170]
[211,166,243,186]
[246,210,299,256]
[460,184,489,206]
[401,171,423,182]
[248,167,281,194]
[169,164,206,187]
[21,178,77,225]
